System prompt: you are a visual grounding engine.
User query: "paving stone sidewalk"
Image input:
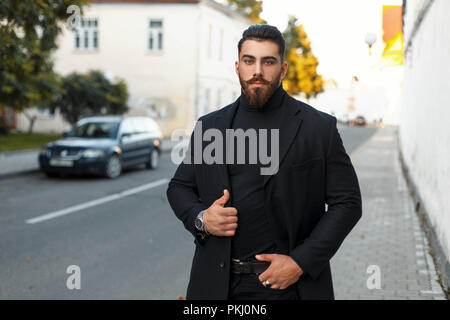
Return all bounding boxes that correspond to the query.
[331,126,447,300]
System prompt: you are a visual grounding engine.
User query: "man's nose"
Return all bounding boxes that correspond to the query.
[254,62,263,77]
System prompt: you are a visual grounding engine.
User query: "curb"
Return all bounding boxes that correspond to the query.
[0,148,40,158]
[397,135,450,299]
[0,168,41,180]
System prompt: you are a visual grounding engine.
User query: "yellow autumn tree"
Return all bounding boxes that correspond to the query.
[226,0,266,24]
[282,16,323,99]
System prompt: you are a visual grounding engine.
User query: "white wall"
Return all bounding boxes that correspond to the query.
[16,108,71,134]
[399,0,450,263]
[309,84,393,124]
[196,1,250,122]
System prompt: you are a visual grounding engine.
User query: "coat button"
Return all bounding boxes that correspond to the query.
[219,261,225,268]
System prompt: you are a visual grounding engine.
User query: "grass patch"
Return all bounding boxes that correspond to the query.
[0,132,61,153]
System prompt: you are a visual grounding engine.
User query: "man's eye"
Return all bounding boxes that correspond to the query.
[244,60,252,64]
[265,61,274,65]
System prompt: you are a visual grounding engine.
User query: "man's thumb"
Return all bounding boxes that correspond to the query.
[214,189,230,207]
[255,254,274,262]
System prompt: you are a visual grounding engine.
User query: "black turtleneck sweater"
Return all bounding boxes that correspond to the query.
[228,84,286,261]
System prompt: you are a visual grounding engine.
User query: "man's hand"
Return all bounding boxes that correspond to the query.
[255,254,303,290]
[203,189,238,237]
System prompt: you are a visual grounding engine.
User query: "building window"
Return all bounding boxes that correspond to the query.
[74,17,99,50]
[219,29,223,61]
[204,88,210,115]
[216,88,221,108]
[208,24,212,59]
[37,108,52,117]
[149,20,163,52]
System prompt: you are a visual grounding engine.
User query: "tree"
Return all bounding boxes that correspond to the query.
[0,0,89,132]
[226,0,266,24]
[282,16,324,100]
[49,70,129,125]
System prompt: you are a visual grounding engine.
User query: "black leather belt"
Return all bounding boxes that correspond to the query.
[231,259,270,274]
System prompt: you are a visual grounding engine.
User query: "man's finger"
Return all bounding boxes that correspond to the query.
[223,229,236,236]
[220,207,238,216]
[214,189,230,207]
[223,216,238,224]
[258,269,272,284]
[219,215,238,225]
[255,254,276,262]
[223,223,238,230]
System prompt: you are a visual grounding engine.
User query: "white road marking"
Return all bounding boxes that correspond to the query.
[25,178,170,224]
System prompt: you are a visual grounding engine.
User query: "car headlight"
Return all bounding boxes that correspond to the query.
[82,149,105,158]
[40,147,48,155]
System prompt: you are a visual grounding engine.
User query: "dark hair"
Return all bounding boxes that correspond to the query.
[237,24,286,61]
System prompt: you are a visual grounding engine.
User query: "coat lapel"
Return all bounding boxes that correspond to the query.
[214,100,239,192]
[263,95,304,187]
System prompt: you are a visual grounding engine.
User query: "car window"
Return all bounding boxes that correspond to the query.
[71,121,119,139]
[143,118,160,135]
[120,119,135,135]
[132,118,148,134]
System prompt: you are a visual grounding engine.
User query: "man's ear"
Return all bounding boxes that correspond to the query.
[235,60,239,76]
[281,61,288,79]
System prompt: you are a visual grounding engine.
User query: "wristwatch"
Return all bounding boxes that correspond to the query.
[195,210,210,235]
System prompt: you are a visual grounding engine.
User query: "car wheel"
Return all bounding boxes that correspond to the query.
[105,154,122,178]
[146,149,159,170]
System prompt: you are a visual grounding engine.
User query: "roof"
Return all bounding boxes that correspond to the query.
[78,115,124,122]
[89,0,252,24]
[90,0,199,3]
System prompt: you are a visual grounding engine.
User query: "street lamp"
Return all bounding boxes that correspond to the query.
[365,32,377,55]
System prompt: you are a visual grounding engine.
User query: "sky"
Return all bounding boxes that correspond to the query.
[259,0,403,87]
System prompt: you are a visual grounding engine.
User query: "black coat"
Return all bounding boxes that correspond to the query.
[166,93,362,300]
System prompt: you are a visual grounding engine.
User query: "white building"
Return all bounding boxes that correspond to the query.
[16,0,251,136]
[308,1,404,126]
[399,0,450,292]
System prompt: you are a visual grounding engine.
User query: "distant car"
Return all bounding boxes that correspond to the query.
[349,115,367,127]
[355,115,367,126]
[38,116,162,178]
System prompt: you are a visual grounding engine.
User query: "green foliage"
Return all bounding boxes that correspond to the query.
[0,132,61,152]
[49,70,129,125]
[226,0,266,24]
[0,0,89,111]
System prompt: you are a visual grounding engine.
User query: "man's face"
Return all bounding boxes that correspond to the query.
[235,39,288,108]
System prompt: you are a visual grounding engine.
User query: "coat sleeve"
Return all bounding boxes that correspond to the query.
[290,116,362,280]
[166,119,209,245]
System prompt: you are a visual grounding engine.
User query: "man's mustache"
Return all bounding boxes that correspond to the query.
[246,77,269,85]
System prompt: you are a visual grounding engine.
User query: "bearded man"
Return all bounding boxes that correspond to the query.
[167,24,362,300]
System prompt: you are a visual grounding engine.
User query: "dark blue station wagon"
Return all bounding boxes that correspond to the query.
[38,116,162,178]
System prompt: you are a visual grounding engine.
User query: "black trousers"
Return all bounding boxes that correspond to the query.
[228,272,299,300]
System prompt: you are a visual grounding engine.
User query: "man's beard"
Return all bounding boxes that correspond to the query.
[239,72,281,108]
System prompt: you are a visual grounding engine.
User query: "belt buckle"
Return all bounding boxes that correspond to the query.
[232,259,250,273]
[236,260,247,273]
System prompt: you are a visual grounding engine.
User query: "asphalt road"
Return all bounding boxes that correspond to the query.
[0,124,377,299]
